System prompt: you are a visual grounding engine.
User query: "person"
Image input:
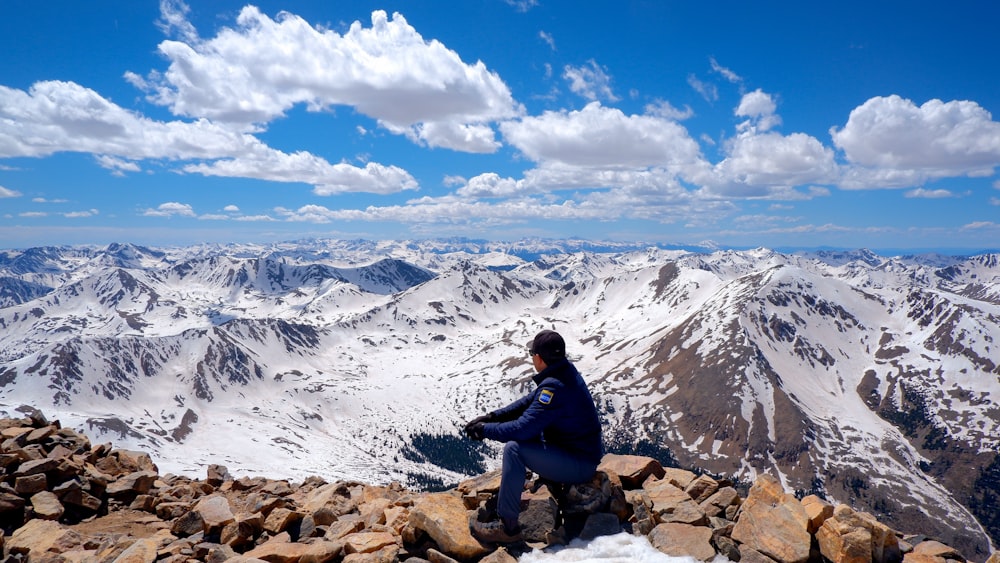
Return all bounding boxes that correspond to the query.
[464,329,604,543]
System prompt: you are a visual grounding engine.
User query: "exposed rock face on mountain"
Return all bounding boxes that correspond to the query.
[3,411,996,563]
[0,240,997,559]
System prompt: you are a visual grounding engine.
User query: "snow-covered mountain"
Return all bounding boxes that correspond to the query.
[0,239,996,560]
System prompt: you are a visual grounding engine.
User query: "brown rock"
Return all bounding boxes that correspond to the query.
[408,492,487,560]
[194,495,237,531]
[597,454,665,489]
[264,507,304,535]
[342,531,399,554]
[731,474,810,563]
[685,474,720,503]
[31,490,66,520]
[478,547,518,563]
[8,519,84,555]
[519,486,559,542]
[244,539,316,563]
[741,545,780,563]
[817,504,901,563]
[800,494,834,533]
[699,486,740,518]
[456,469,502,496]
[644,478,707,526]
[648,522,717,561]
[912,540,964,561]
[110,537,159,563]
[660,467,697,489]
[107,470,158,498]
[15,473,48,495]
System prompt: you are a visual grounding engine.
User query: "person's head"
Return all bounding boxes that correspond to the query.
[528,330,566,369]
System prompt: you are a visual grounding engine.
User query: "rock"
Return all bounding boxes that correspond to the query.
[817,504,901,563]
[578,512,622,540]
[699,486,740,518]
[195,495,237,531]
[649,522,716,562]
[30,490,66,520]
[111,537,159,563]
[800,494,834,533]
[478,547,518,563]
[408,493,487,560]
[518,486,559,543]
[660,467,698,489]
[685,474,720,503]
[342,531,399,554]
[643,478,708,526]
[731,474,811,563]
[8,518,83,555]
[207,464,232,486]
[597,454,665,489]
[911,540,965,561]
[107,470,158,499]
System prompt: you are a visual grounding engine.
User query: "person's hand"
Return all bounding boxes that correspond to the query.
[463,413,494,435]
[466,421,486,441]
[464,412,495,440]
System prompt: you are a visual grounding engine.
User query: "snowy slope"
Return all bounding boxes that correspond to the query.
[0,239,997,558]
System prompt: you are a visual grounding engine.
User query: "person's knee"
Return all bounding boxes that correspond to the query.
[502,441,521,458]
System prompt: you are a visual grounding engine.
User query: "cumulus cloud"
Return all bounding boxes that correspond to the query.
[705,131,839,196]
[735,89,781,132]
[563,60,618,102]
[832,95,1000,188]
[143,202,196,217]
[500,102,703,169]
[0,186,21,198]
[0,81,416,194]
[127,6,520,152]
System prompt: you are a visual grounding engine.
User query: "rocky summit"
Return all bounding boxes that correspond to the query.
[2,411,997,563]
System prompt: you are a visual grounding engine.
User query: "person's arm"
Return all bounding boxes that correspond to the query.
[484,386,561,443]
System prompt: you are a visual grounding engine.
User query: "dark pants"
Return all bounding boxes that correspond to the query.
[498,440,597,525]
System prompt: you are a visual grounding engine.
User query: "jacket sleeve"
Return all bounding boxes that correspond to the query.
[490,393,533,422]
[483,386,562,443]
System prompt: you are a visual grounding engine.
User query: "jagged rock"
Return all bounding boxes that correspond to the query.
[982,553,998,563]
[7,518,84,555]
[518,485,559,542]
[106,470,158,499]
[817,504,902,563]
[685,474,720,503]
[643,477,708,526]
[699,486,740,518]
[408,493,487,560]
[342,531,399,554]
[649,522,716,561]
[30,490,65,520]
[578,512,622,540]
[207,464,232,486]
[195,495,237,532]
[112,537,160,563]
[660,467,698,489]
[912,540,965,561]
[731,474,811,563]
[264,507,304,536]
[597,454,665,489]
[800,494,834,533]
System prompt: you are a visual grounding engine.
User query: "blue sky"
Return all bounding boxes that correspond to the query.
[2,1,999,251]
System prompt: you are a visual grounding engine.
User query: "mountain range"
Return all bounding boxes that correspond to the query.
[0,238,997,560]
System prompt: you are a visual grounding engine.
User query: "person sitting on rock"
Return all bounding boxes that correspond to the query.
[464,329,605,543]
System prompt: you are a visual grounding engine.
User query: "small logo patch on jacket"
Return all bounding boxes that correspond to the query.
[538,389,554,405]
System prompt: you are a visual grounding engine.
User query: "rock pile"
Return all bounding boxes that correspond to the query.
[1,411,997,563]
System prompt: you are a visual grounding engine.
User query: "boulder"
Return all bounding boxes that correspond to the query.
[649,522,716,561]
[731,474,811,563]
[408,493,487,561]
[598,454,665,489]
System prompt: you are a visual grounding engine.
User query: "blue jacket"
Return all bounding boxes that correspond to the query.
[483,359,604,465]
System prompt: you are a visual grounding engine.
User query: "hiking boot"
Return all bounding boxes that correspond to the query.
[469,515,522,544]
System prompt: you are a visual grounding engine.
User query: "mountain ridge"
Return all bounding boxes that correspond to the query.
[0,238,997,559]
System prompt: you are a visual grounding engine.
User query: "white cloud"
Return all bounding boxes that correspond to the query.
[0,81,417,194]
[563,60,618,102]
[0,186,22,198]
[63,209,99,218]
[735,89,781,132]
[687,74,718,102]
[704,131,839,197]
[128,7,520,152]
[645,100,694,121]
[457,173,527,198]
[832,95,1000,188]
[539,31,556,50]
[143,201,196,217]
[710,57,742,84]
[500,102,703,169]
[223,205,240,212]
[185,153,417,196]
[505,0,539,12]
[905,187,954,199]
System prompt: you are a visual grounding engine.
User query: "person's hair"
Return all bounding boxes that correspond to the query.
[529,330,566,364]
